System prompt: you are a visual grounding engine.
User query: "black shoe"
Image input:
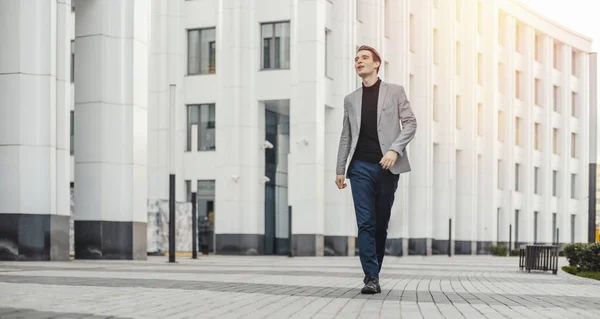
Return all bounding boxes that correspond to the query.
[361,276,380,294]
[363,275,381,293]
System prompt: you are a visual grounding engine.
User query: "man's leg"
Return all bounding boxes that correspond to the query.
[348,160,379,279]
[375,170,399,275]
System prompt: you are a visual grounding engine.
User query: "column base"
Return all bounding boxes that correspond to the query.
[324,236,354,256]
[454,240,474,255]
[408,238,432,256]
[216,234,264,255]
[477,241,493,254]
[74,221,147,260]
[0,214,70,261]
[385,238,403,256]
[432,239,451,255]
[293,234,324,256]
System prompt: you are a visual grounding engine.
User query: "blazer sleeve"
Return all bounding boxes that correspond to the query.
[336,96,352,175]
[389,86,417,157]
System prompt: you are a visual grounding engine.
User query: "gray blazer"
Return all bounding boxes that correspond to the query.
[336,81,417,176]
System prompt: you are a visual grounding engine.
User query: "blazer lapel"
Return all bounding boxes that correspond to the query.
[354,88,362,131]
[377,82,388,126]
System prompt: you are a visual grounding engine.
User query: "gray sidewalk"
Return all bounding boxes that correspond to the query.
[1,255,599,318]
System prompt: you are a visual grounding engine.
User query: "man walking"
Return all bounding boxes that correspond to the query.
[336,45,417,294]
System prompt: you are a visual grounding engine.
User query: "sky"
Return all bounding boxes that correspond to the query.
[518,0,600,159]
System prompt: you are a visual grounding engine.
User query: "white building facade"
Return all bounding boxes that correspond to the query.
[0,0,596,260]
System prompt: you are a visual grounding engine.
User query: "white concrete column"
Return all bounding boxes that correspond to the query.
[453,0,478,255]
[541,34,554,244]
[520,25,535,247]
[405,0,433,256]
[323,0,356,256]
[0,0,70,261]
[558,43,571,247]
[73,0,149,259]
[479,0,500,252]
[384,0,410,256]
[430,0,454,256]
[214,0,264,254]
[289,0,326,256]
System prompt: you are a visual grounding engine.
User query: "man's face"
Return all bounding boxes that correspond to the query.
[354,50,379,77]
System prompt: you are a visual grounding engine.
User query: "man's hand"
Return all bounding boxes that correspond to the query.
[380,150,398,170]
[336,175,347,189]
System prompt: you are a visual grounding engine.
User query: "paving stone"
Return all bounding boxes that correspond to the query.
[0,255,599,318]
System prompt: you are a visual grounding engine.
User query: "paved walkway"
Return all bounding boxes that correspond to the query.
[1,255,599,318]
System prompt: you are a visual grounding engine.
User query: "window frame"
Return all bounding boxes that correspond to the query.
[260,21,291,71]
[187,27,217,76]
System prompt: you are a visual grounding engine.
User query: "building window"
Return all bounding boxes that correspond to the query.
[534,78,542,106]
[514,210,520,247]
[456,42,461,75]
[515,163,520,192]
[534,123,540,150]
[325,29,333,78]
[498,13,505,45]
[477,1,482,34]
[498,111,504,142]
[357,0,363,22]
[456,95,461,129]
[188,28,216,75]
[261,22,291,70]
[187,104,216,151]
[572,50,578,76]
[185,180,192,202]
[477,103,482,136]
[553,170,558,197]
[572,92,577,117]
[553,128,559,154]
[553,42,560,70]
[497,208,501,242]
[571,214,576,243]
[498,63,505,94]
[534,211,539,243]
[70,40,75,83]
[515,23,522,53]
[70,110,74,155]
[433,29,439,64]
[477,53,483,85]
[534,167,540,194]
[552,213,557,243]
[571,133,577,158]
[515,70,522,100]
[515,117,521,146]
[535,33,541,62]
[384,0,390,38]
[433,85,438,122]
[553,86,560,112]
[571,174,576,199]
[498,160,503,190]
[410,14,415,53]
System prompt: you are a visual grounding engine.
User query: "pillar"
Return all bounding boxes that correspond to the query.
[73,0,149,259]
[0,0,71,261]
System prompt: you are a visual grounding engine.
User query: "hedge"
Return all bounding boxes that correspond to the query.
[563,242,600,272]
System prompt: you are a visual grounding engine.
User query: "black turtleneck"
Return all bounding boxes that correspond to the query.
[353,78,383,164]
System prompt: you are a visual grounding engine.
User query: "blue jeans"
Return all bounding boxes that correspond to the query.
[347,159,399,279]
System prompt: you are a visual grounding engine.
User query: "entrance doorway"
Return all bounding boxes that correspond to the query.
[197,180,215,254]
[264,100,290,255]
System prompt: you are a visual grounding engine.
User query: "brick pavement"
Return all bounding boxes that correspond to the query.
[0,255,599,318]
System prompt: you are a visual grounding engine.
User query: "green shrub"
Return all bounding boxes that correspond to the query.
[510,248,520,256]
[491,245,508,256]
[579,242,600,272]
[563,243,587,266]
[562,265,578,275]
